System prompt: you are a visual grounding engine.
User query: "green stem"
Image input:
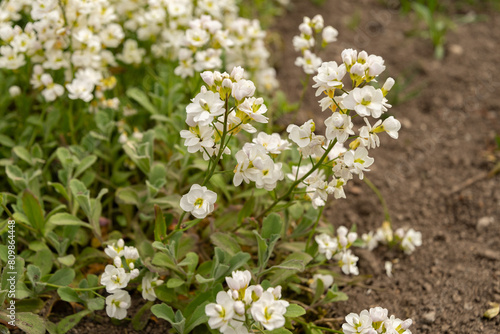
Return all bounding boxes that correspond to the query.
[305,206,324,251]
[1,203,38,233]
[202,94,230,186]
[363,176,392,226]
[257,139,337,220]
[67,100,76,145]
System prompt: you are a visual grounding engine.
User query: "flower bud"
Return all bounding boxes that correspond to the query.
[381,77,395,96]
[129,269,140,279]
[9,85,21,97]
[113,256,122,268]
[234,301,245,315]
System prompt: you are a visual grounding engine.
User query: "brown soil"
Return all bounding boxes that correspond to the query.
[274,0,500,333]
[15,1,500,333]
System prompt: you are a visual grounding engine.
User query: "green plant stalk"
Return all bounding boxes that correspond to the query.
[363,176,392,226]
[1,203,38,233]
[305,206,324,251]
[257,139,337,220]
[202,94,230,186]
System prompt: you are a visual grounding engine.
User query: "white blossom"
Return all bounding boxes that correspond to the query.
[105,290,131,320]
[250,291,288,331]
[180,184,217,219]
[100,264,130,292]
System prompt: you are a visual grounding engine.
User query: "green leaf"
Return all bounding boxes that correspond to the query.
[178,252,199,273]
[151,303,185,334]
[5,165,26,188]
[127,87,158,114]
[132,301,153,331]
[166,278,185,288]
[57,287,82,303]
[211,232,241,257]
[46,268,75,287]
[284,304,306,318]
[74,155,97,178]
[57,254,76,267]
[26,265,41,289]
[0,311,46,334]
[48,182,70,201]
[262,213,282,238]
[270,252,312,286]
[69,180,91,217]
[154,205,168,242]
[13,146,33,165]
[47,213,91,229]
[56,310,91,334]
[22,190,45,232]
[323,289,349,303]
[86,297,105,311]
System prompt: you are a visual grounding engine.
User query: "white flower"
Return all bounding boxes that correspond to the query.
[105,239,125,258]
[341,48,358,70]
[123,246,139,269]
[180,125,215,155]
[342,86,387,118]
[232,79,256,101]
[66,78,94,102]
[401,229,422,254]
[343,147,374,179]
[342,310,373,334]
[180,184,217,219]
[287,119,315,148]
[322,26,338,44]
[241,284,261,304]
[369,307,388,323]
[226,270,252,294]
[310,274,334,290]
[100,264,130,292]
[142,272,164,301]
[325,112,354,143]
[233,143,283,191]
[312,61,346,96]
[380,116,401,139]
[295,50,322,74]
[237,97,268,124]
[361,232,378,251]
[358,118,382,149]
[315,233,338,260]
[205,291,236,332]
[385,261,393,278]
[338,250,359,275]
[105,290,131,320]
[40,74,64,102]
[186,88,225,127]
[251,291,288,331]
[252,132,290,155]
[9,85,20,97]
[366,54,386,80]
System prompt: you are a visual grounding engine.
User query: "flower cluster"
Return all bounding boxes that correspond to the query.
[342,307,413,334]
[362,222,423,255]
[180,67,289,218]
[101,239,163,319]
[284,42,400,209]
[0,0,278,106]
[293,15,338,74]
[315,226,360,275]
[205,270,290,333]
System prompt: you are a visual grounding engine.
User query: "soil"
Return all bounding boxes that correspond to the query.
[273,0,500,333]
[12,1,500,333]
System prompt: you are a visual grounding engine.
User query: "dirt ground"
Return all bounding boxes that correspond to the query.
[274,0,500,333]
[22,1,500,333]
